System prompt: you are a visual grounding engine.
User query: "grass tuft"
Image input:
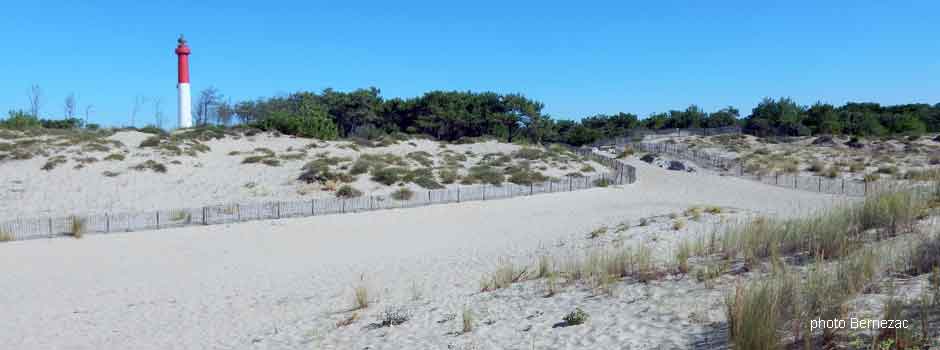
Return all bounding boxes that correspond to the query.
[69,216,85,238]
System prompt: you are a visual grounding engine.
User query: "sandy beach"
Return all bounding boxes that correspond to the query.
[0,160,845,349]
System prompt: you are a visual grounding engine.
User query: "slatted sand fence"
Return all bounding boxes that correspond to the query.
[0,155,637,242]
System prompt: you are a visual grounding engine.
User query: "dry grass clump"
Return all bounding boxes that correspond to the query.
[479,244,664,296]
[907,232,940,275]
[352,284,370,310]
[461,306,474,334]
[675,242,692,273]
[0,229,12,242]
[717,190,925,265]
[480,258,528,292]
[69,216,86,238]
[858,190,922,236]
[726,249,881,349]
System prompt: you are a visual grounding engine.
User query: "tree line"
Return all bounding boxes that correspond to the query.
[5,86,940,146]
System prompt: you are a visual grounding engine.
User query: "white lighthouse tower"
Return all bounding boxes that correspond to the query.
[175,35,193,128]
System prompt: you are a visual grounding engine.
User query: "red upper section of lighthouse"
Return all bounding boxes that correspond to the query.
[175,35,191,84]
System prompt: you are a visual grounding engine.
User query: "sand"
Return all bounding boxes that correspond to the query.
[0,132,608,221]
[0,158,849,349]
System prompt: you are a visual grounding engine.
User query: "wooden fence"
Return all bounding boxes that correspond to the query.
[0,153,637,242]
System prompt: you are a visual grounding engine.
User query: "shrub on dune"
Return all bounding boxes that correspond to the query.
[335,185,363,198]
[390,187,415,201]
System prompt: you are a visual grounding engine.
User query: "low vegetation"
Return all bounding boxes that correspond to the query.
[390,187,415,201]
[335,185,363,198]
[562,308,589,326]
[130,160,168,173]
[69,216,86,238]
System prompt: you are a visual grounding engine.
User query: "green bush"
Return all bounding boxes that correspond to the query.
[391,187,415,200]
[406,151,434,167]
[41,156,67,171]
[336,185,363,198]
[1,110,41,130]
[371,167,409,185]
[139,136,163,148]
[130,160,167,173]
[438,168,460,184]
[138,125,167,135]
[507,168,547,185]
[512,148,545,160]
[465,165,504,185]
[253,104,338,140]
[350,159,372,175]
[562,308,589,326]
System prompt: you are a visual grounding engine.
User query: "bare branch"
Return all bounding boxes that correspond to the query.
[27,85,42,117]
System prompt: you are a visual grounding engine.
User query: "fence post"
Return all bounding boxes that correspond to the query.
[482,185,486,200]
[202,207,208,225]
[569,177,573,191]
[105,213,110,233]
[48,218,53,236]
[342,199,346,213]
[841,178,845,194]
[530,183,533,195]
[428,190,431,203]
[457,187,460,203]
[311,199,316,215]
[818,177,822,192]
[794,176,798,189]
[236,204,241,221]
[156,212,160,229]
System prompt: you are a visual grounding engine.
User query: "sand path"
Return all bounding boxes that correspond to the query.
[0,160,849,349]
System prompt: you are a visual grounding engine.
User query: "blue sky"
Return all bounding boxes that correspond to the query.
[1,0,937,127]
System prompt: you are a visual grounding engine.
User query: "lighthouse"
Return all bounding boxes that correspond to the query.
[175,35,193,128]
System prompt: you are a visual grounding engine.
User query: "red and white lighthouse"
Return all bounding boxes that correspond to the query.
[175,35,193,128]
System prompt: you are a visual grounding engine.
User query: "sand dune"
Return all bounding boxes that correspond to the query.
[0,160,846,349]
